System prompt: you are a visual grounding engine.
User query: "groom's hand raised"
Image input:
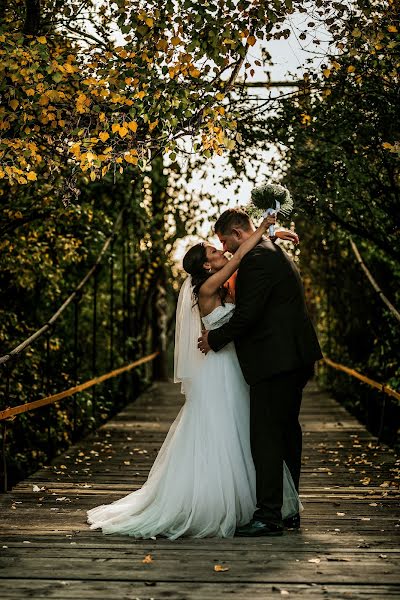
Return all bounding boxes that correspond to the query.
[198,330,211,354]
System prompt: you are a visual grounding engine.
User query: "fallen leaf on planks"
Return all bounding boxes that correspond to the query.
[214,565,229,572]
[142,554,153,564]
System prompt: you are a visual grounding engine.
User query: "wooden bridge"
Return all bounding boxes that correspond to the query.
[1,379,399,599]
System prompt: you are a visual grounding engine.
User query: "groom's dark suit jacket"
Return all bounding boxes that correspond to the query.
[208,239,323,385]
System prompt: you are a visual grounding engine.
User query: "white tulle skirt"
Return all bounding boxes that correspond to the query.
[86,342,301,539]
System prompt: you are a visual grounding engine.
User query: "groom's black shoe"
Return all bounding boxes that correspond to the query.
[235,519,283,537]
[283,513,301,530]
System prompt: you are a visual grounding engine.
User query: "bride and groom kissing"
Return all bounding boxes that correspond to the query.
[87,207,322,539]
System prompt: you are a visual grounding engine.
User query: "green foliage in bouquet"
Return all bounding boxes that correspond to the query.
[248,183,294,220]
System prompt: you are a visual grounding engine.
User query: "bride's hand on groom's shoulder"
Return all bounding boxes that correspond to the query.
[275,229,299,244]
[198,330,211,355]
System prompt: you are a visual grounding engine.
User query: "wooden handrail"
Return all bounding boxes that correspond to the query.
[0,352,159,421]
[323,357,400,402]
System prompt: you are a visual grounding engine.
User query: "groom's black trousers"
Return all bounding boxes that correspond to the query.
[250,364,314,524]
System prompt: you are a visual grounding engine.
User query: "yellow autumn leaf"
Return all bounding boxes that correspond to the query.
[111,123,120,133]
[215,92,225,101]
[157,39,168,51]
[190,68,201,78]
[360,477,371,485]
[37,36,47,44]
[214,565,229,572]
[99,131,110,142]
[171,36,181,46]
[124,154,138,164]
[136,91,146,100]
[149,120,158,131]
[323,69,331,78]
[63,63,76,74]
[127,121,138,132]
[347,65,356,73]
[9,99,19,110]
[142,554,153,564]
[388,25,398,33]
[118,126,128,138]
[26,171,37,181]
[145,17,154,27]
[247,35,256,46]
[90,171,96,181]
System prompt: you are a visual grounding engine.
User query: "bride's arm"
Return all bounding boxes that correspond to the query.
[199,215,275,298]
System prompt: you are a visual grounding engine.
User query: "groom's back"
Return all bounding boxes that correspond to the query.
[235,239,322,384]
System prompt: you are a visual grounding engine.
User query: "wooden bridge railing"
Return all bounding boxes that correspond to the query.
[0,202,163,493]
[0,352,159,493]
[322,356,400,441]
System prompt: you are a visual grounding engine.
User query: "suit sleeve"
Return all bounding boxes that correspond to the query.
[208,253,274,352]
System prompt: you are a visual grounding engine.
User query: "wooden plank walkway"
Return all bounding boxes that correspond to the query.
[0,381,399,599]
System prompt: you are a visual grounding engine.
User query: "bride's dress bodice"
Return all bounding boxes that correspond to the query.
[202,303,235,331]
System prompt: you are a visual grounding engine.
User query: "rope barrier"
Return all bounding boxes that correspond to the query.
[0,352,159,421]
[323,356,400,402]
[0,208,125,366]
[349,238,400,323]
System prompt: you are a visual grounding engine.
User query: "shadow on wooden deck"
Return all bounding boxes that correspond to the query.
[0,381,399,599]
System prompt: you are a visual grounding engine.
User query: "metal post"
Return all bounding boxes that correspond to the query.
[92,268,98,424]
[109,240,114,372]
[378,393,386,443]
[72,296,79,438]
[122,238,127,362]
[45,332,52,456]
[121,226,127,404]
[0,364,11,492]
[1,422,7,493]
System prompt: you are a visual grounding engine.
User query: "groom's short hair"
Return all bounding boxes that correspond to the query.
[214,208,252,235]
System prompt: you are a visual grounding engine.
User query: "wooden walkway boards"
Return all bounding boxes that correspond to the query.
[0,381,399,599]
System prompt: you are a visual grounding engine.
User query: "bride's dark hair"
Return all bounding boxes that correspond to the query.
[183,243,227,303]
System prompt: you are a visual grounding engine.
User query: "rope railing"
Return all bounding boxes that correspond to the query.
[349,238,400,324]
[323,356,399,442]
[0,351,159,492]
[0,197,164,493]
[0,208,124,366]
[0,352,159,421]
[323,356,400,402]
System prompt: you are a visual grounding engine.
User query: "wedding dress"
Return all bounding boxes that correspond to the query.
[86,302,301,539]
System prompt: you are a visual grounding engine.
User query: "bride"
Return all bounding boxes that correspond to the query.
[86,215,302,539]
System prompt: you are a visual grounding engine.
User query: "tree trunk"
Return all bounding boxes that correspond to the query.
[23,0,41,36]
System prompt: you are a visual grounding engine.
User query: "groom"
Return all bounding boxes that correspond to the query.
[198,208,322,536]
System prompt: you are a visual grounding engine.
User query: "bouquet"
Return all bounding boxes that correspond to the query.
[248,182,294,236]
